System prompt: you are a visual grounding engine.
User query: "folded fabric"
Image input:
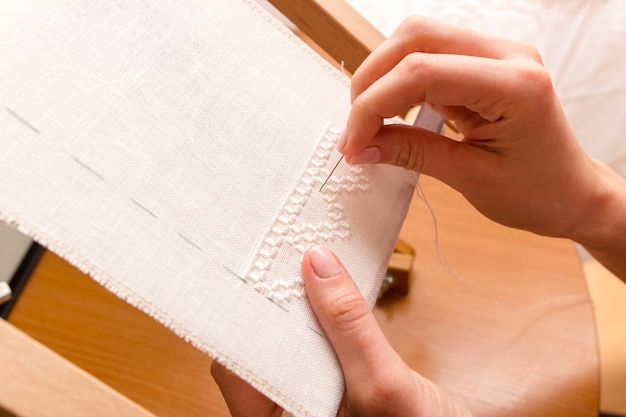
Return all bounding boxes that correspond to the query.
[0,1,416,416]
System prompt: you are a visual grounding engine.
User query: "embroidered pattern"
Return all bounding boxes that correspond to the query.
[245,125,370,302]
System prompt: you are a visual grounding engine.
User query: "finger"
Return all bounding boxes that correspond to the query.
[430,104,490,136]
[210,361,282,417]
[345,124,495,193]
[301,247,408,390]
[351,15,540,101]
[342,53,544,155]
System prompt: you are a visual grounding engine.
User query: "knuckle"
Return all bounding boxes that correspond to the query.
[514,60,554,93]
[390,138,425,172]
[351,93,369,113]
[350,70,369,102]
[514,40,544,64]
[501,37,544,64]
[399,52,430,77]
[395,15,429,37]
[397,53,440,97]
[395,15,443,44]
[327,291,371,334]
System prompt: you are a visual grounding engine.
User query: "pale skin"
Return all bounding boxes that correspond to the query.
[212,16,626,416]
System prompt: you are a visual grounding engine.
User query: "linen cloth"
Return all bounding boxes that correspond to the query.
[0,1,416,416]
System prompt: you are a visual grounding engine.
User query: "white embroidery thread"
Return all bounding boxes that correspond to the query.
[245,125,370,302]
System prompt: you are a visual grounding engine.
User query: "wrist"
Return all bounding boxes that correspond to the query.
[568,160,626,280]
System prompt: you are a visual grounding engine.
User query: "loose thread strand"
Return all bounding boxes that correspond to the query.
[414,179,588,313]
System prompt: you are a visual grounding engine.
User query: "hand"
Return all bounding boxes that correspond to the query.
[338,16,626,280]
[212,246,472,417]
[339,16,608,238]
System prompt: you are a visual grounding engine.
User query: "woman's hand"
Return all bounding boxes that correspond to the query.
[212,246,472,417]
[339,16,599,238]
[339,16,626,279]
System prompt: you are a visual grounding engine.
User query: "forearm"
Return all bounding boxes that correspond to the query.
[570,160,626,282]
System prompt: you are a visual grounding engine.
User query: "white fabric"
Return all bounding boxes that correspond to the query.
[0,1,416,416]
[348,0,626,177]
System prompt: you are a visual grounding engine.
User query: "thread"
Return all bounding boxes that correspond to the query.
[130,197,159,219]
[178,232,202,251]
[5,106,40,134]
[414,178,588,313]
[72,156,105,181]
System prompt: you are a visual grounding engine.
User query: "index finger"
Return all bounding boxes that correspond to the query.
[342,52,534,156]
[351,15,540,102]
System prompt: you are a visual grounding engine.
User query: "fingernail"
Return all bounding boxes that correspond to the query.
[348,146,380,165]
[337,130,348,152]
[308,246,341,279]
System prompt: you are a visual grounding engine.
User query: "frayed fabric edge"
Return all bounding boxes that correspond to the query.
[0,208,318,417]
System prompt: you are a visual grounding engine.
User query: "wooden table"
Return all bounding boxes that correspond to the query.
[5,174,598,417]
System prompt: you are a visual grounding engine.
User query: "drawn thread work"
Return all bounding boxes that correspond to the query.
[245,125,370,303]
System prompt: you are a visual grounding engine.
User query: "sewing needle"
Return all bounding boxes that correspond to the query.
[319,155,344,192]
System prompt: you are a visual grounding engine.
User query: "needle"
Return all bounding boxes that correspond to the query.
[319,155,344,192]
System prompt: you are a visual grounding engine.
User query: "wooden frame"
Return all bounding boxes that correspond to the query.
[268,0,384,73]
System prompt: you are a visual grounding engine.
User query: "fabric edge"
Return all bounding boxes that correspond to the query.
[0,207,316,417]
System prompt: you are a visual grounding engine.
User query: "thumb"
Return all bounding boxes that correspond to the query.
[343,124,476,186]
[301,246,406,389]
[302,247,472,417]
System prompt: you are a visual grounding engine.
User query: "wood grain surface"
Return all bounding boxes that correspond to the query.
[0,318,156,417]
